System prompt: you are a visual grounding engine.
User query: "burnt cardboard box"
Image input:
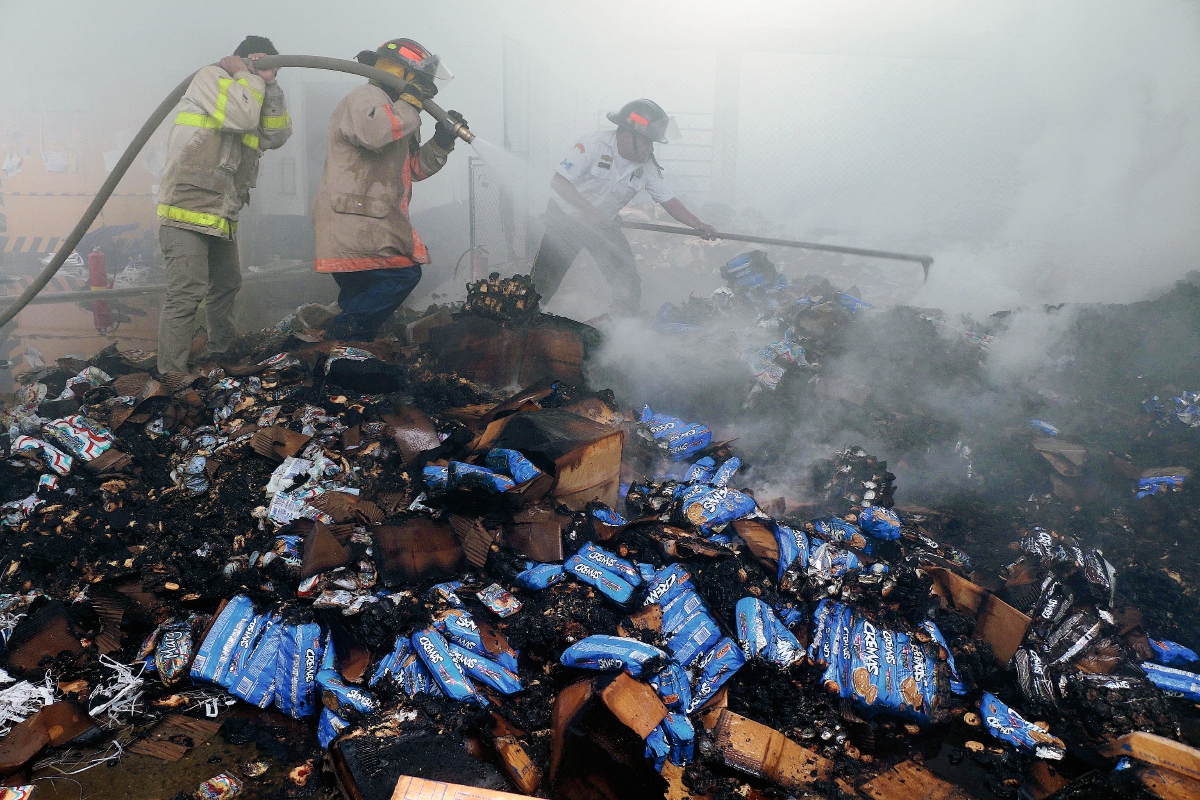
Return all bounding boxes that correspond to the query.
[491,410,623,511]
[507,505,569,563]
[375,518,462,587]
[711,709,832,790]
[857,760,974,800]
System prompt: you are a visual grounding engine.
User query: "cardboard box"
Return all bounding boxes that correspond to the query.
[375,519,462,587]
[599,673,668,739]
[927,567,1031,663]
[856,760,974,800]
[712,709,832,790]
[492,410,623,511]
[391,776,534,800]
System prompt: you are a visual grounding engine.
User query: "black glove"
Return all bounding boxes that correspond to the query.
[433,111,466,149]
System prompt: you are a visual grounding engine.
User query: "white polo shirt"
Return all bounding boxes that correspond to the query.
[554,129,676,221]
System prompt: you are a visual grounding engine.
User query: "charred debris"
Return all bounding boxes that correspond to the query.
[0,268,1194,800]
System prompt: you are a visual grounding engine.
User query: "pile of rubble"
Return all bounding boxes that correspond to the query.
[0,270,1193,800]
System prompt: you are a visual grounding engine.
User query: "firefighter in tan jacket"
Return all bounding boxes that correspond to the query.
[312,38,463,341]
[156,35,292,374]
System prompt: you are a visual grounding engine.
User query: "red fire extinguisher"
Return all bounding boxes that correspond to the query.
[88,249,111,332]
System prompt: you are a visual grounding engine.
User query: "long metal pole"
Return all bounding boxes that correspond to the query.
[0,264,311,307]
[618,220,934,282]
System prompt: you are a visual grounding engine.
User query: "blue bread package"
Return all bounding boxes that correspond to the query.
[637,563,657,584]
[591,506,628,526]
[576,542,642,586]
[231,616,282,708]
[559,635,667,678]
[273,622,323,719]
[735,597,802,667]
[649,661,692,711]
[154,620,194,687]
[423,465,449,491]
[639,406,713,461]
[222,613,271,689]
[643,564,694,607]
[565,554,635,604]
[370,637,444,698]
[484,448,542,484]
[773,602,805,631]
[980,692,1066,759]
[808,542,864,581]
[191,595,256,684]
[920,620,966,694]
[447,643,523,695]
[436,609,519,673]
[398,652,445,697]
[667,611,721,667]
[411,626,485,705]
[807,600,835,664]
[686,637,746,713]
[318,707,350,749]
[370,635,411,687]
[317,636,377,713]
[813,517,871,551]
[662,711,695,765]
[773,522,809,582]
[684,457,715,485]
[1149,637,1200,667]
[661,589,708,636]
[677,485,759,534]
[426,582,464,607]
[449,462,516,493]
[515,562,566,591]
[644,725,670,771]
[858,507,902,540]
[1142,662,1200,701]
[710,457,741,488]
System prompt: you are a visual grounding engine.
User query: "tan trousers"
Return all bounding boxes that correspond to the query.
[157,225,242,374]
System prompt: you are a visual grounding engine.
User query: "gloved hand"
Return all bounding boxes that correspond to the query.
[434,111,466,149]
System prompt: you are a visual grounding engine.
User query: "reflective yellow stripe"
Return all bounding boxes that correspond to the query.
[214,78,233,126]
[176,113,257,148]
[235,77,264,104]
[175,111,220,129]
[262,112,290,130]
[157,204,232,237]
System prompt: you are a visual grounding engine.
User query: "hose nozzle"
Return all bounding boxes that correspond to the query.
[423,98,475,144]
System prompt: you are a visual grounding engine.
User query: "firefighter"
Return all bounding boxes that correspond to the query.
[312,39,464,341]
[530,99,717,316]
[156,36,293,375]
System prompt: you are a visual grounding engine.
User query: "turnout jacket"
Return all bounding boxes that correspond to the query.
[313,83,453,273]
[157,65,292,239]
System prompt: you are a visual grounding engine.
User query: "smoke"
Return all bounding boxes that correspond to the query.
[2,1,1194,490]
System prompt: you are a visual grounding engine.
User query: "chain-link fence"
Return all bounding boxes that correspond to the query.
[468,156,528,274]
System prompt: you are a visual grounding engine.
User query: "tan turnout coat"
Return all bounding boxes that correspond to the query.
[312,83,453,273]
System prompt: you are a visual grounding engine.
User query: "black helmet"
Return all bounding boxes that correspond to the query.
[606,99,679,143]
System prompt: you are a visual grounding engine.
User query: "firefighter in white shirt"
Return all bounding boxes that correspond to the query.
[530,99,716,315]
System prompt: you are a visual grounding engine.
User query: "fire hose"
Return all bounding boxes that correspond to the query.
[0,55,472,331]
[618,221,934,283]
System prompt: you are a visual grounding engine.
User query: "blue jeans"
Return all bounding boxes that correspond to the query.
[327,266,422,341]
